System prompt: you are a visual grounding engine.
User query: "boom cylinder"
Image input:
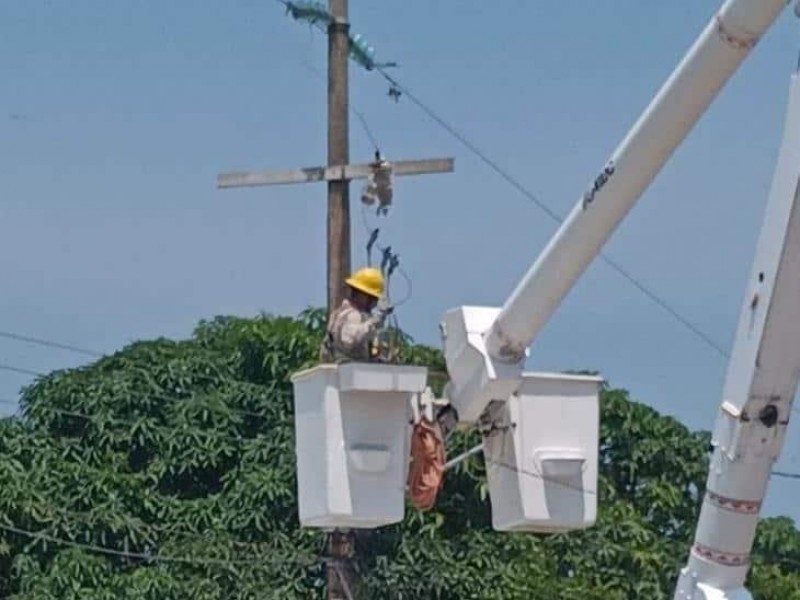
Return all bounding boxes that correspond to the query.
[485,0,789,363]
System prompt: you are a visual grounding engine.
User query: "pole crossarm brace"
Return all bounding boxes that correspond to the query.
[216,158,454,189]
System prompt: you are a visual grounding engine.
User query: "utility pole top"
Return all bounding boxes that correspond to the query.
[216,2,456,320]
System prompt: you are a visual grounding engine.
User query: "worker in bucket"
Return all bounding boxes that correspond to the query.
[319,267,394,363]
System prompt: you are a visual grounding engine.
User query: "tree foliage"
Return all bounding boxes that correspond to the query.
[0,309,798,599]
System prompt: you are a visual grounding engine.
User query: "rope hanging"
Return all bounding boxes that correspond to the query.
[407,418,446,511]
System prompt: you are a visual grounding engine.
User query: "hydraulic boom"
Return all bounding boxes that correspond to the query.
[441,0,791,424]
[674,65,800,600]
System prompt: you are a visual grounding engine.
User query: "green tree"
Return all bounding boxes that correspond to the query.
[0,309,798,599]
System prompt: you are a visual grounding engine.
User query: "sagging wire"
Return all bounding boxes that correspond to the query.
[0,363,47,380]
[353,109,381,155]
[0,330,101,358]
[0,522,318,568]
[0,499,305,554]
[8,405,800,536]
[378,251,405,363]
[361,210,412,362]
[380,245,403,358]
[446,424,800,502]
[0,361,283,421]
[283,0,731,378]
[10,402,282,445]
[279,4,388,154]
[360,204,413,308]
[374,66,730,361]
[365,228,380,267]
[360,200,413,363]
[297,59,381,155]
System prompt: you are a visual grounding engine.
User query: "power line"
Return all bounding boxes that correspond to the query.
[453,431,800,498]
[377,68,562,223]
[1,499,302,552]
[0,364,45,377]
[4,514,800,593]
[13,359,800,501]
[0,372,281,421]
[0,359,285,420]
[16,403,283,445]
[5,413,800,573]
[0,522,316,567]
[40,387,280,421]
[12,386,800,489]
[600,254,730,358]
[298,59,381,152]
[359,204,413,307]
[376,68,730,361]
[0,330,102,358]
[12,394,800,494]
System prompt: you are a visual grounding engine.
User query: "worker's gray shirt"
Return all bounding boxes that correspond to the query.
[320,299,381,362]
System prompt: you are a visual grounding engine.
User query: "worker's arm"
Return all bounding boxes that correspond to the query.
[337,309,383,352]
[337,300,393,351]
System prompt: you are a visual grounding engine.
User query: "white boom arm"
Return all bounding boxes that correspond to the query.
[441,0,790,423]
[674,68,800,600]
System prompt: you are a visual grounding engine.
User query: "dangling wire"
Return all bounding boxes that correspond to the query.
[359,206,414,363]
[361,211,443,506]
[360,204,413,307]
[353,110,381,155]
[380,245,393,274]
[374,242,404,362]
[297,59,382,156]
[366,228,380,266]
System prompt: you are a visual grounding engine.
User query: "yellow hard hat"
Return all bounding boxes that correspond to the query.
[346,267,384,299]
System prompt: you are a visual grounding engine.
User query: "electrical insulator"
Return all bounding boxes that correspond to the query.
[349,33,377,70]
[285,1,331,26]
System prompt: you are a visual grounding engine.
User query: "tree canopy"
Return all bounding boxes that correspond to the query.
[0,309,799,599]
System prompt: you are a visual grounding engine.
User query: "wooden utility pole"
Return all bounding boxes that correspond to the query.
[216,5,454,597]
[327,0,351,314]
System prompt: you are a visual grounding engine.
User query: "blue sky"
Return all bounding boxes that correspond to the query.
[2,1,800,522]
